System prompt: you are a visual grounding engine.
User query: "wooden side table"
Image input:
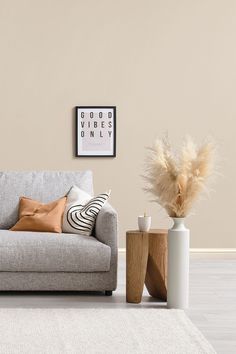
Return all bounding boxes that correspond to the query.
[126,229,167,303]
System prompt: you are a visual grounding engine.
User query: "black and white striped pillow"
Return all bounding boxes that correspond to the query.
[62,186,110,236]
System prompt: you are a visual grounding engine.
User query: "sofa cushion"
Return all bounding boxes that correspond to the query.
[0,230,111,272]
[63,186,110,236]
[11,197,67,233]
[0,171,93,229]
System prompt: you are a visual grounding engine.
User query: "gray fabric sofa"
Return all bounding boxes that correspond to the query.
[0,171,117,294]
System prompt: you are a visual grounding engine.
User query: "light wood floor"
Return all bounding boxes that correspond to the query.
[0,252,235,354]
[186,253,236,354]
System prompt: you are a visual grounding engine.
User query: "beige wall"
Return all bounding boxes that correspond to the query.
[0,0,235,248]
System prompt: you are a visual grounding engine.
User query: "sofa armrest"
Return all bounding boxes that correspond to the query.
[95,202,118,251]
[95,202,118,290]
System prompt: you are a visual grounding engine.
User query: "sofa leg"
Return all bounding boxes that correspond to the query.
[105,290,113,296]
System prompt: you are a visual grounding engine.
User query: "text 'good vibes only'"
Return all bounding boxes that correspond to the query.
[80,111,113,138]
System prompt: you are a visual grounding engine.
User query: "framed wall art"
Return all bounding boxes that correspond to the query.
[75,106,116,157]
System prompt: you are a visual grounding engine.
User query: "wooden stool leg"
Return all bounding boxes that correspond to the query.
[145,232,167,301]
[126,232,149,303]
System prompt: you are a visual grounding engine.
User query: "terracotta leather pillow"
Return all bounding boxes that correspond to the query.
[10,196,67,233]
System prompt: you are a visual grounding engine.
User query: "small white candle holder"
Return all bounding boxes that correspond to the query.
[138,215,151,232]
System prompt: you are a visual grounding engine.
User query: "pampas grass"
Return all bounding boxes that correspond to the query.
[143,136,215,218]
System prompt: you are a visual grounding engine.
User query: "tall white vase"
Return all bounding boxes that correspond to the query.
[167,217,189,309]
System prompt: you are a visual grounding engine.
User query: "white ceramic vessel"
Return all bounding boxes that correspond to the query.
[167,217,189,309]
[138,216,151,232]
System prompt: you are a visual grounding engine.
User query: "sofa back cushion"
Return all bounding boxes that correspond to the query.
[0,171,93,229]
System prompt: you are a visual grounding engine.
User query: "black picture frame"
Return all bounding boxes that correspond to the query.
[75,106,116,157]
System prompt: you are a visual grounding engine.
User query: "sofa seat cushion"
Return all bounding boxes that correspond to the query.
[0,230,111,272]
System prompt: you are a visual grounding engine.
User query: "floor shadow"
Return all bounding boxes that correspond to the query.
[0,291,167,309]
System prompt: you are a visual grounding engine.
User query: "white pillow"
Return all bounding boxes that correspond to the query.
[62,186,110,236]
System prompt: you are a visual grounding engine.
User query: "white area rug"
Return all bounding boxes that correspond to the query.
[0,308,215,354]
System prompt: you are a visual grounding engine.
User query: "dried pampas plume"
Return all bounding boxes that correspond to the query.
[143,136,215,217]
